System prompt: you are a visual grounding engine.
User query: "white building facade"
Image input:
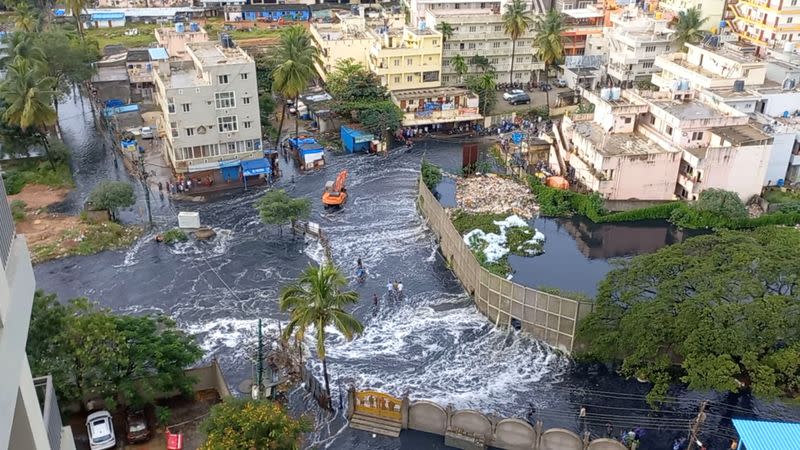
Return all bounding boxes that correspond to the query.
[605,9,674,87]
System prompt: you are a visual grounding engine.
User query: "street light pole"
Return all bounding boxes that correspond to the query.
[257,318,263,399]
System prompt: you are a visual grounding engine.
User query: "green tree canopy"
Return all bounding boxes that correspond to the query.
[577,227,800,405]
[470,55,493,73]
[435,21,454,42]
[356,100,403,139]
[327,59,387,102]
[200,398,310,450]
[467,72,497,115]
[36,30,99,107]
[255,189,311,234]
[674,7,708,50]
[450,54,468,84]
[27,291,203,409]
[280,264,364,399]
[88,180,135,220]
[421,160,442,191]
[669,188,749,228]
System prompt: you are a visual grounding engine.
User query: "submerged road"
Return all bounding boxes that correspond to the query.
[33,92,800,449]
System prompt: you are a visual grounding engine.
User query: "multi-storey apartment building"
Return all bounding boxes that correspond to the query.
[425,6,544,85]
[154,40,264,175]
[368,25,444,91]
[0,182,75,450]
[310,13,374,82]
[605,8,675,87]
[560,87,772,201]
[728,0,800,50]
[156,24,209,61]
[653,40,800,184]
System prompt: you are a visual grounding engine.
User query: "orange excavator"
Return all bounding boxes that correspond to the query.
[322,170,348,207]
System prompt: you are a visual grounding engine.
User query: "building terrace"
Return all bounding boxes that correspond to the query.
[571,121,668,157]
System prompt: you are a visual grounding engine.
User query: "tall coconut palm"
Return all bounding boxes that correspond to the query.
[279,264,364,402]
[65,0,89,39]
[467,72,497,115]
[0,32,45,69]
[450,54,468,84]
[0,57,58,168]
[13,3,40,33]
[272,25,318,150]
[674,8,707,51]
[533,9,566,112]
[502,0,534,85]
[435,21,454,43]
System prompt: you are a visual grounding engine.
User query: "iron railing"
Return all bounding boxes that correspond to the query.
[33,376,63,450]
[0,180,16,267]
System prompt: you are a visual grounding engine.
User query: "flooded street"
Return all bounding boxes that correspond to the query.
[33,94,800,449]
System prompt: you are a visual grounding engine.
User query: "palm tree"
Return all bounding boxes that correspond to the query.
[467,72,497,115]
[65,0,89,39]
[435,21,454,43]
[470,55,493,73]
[674,8,707,51]
[450,54,468,84]
[0,57,58,168]
[272,25,318,150]
[502,0,534,84]
[280,264,364,402]
[13,3,39,33]
[533,9,566,112]
[0,33,45,69]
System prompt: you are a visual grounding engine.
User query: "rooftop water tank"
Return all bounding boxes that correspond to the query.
[611,87,621,100]
[600,88,611,100]
[419,19,426,30]
[190,22,200,32]
[175,22,185,33]
[680,79,689,91]
[785,42,796,53]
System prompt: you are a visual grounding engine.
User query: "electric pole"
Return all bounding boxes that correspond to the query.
[137,146,153,226]
[257,318,263,398]
[687,401,708,450]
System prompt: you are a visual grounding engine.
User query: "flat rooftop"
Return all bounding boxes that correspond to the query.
[652,100,724,120]
[187,42,252,66]
[712,123,771,146]
[563,8,604,19]
[690,42,761,65]
[162,67,208,89]
[92,66,129,83]
[573,121,667,157]
[392,86,474,100]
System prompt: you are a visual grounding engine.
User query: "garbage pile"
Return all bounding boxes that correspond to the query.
[455,174,538,218]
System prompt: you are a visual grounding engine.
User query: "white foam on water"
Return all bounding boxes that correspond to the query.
[304,236,326,265]
[167,228,234,257]
[183,316,282,354]
[116,230,153,268]
[463,215,546,262]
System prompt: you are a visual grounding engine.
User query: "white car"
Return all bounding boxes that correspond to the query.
[555,78,568,88]
[503,89,525,101]
[140,126,154,139]
[86,411,116,450]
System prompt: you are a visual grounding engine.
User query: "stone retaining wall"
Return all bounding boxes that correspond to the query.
[417,177,594,353]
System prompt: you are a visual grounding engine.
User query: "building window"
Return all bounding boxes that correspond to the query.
[243,121,252,129]
[241,73,248,80]
[444,43,451,50]
[215,92,236,109]
[181,103,191,112]
[218,116,238,132]
[783,34,789,40]
[186,127,194,136]
[407,58,413,66]
[394,58,400,66]
[642,61,654,69]
[490,57,499,64]
[790,17,795,24]
[406,75,413,82]
[469,26,476,32]
[432,39,438,45]
[170,121,178,137]
[645,46,656,52]
[394,75,400,83]
[692,131,704,140]
[666,125,673,135]
[243,96,251,105]
[218,74,229,84]
[624,117,632,124]
[666,45,670,51]
[168,97,175,114]
[494,25,502,31]
[468,43,476,50]
[493,42,501,48]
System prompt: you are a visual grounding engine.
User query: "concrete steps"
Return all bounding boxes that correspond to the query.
[349,412,402,437]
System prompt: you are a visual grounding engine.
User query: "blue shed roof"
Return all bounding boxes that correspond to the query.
[148,48,169,61]
[91,12,125,20]
[241,158,270,176]
[732,418,800,450]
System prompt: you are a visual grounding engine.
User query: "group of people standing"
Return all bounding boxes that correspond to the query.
[158,175,215,195]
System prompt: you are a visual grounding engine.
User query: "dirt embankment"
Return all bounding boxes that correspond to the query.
[9,184,141,263]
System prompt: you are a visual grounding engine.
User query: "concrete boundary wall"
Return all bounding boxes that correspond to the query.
[417,177,594,353]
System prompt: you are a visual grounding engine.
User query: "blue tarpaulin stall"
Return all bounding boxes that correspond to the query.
[219,159,241,182]
[340,126,374,153]
[288,137,325,169]
[241,158,271,177]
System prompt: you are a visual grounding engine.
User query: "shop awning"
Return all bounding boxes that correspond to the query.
[91,12,125,20]
[218,159,241,169]
[732,419,800,450]
[241,158,271,177]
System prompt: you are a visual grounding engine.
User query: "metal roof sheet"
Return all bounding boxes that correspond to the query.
[732,418,800,450]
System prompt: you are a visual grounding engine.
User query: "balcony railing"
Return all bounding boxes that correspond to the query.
[33,376,63,450]
[0,180,16,267]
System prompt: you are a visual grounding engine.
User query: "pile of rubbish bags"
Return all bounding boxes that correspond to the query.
[455,174,538,219]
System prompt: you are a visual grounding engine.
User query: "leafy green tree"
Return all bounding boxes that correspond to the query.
[692,188,748,218]
[357,101,403,143]
[577,227,800,406]
[421,160,442,191]
[0,56,58,168]
[467,72,497,115]
[88,181,135,221]
[27,292,202,409]
[674,7,707,51]
[280,264,364,400]
[502,0,533,84]
[450,54,468,84]
[255,52,276,94]
[13,2,39,33]
[327,59,387,102]
[200,398,310,450]
[272,25,319,148]
[255,189,311,235]
[533,9,566,111]
[470,55,493,73]
[36,30,99,113]
[435,21,454,43]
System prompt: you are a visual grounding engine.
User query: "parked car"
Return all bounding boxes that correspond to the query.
[503,89,525,101]
[125,409,151,444]
[140,126,154,139]
[508,93,531,105]
[555,78,568,88]
[86,411,116,450]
